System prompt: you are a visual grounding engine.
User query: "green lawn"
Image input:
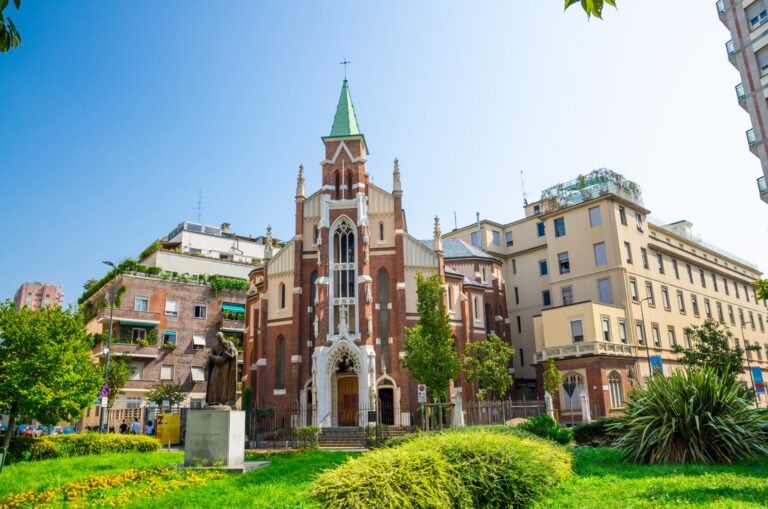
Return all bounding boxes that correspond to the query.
[533,447,768,509]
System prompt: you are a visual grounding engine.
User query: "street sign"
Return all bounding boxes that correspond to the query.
[100,397,108,407]
[753,367,765,394]
[101,386,109,398]
[417,384,427,403]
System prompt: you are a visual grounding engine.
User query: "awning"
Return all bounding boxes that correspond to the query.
[193,334,206,347]
[222,303,246,313]
[191,368,205,382]
[120,320,159,327]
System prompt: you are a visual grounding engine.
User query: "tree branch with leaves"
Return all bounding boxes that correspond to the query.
[462,333,514,401]
[565,0,616,19]
[1,0,21,53]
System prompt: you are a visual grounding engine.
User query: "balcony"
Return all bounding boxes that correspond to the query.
[716,0,725,15]
[759,176,768,203]
[726,39,735,58]
[736,83,746,105]
[534,340,636,363]
[95,341,160,359]
[747,128,758,149]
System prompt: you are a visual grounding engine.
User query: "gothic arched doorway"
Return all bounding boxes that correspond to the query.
[333,352,358,427]
[378,382,395,425]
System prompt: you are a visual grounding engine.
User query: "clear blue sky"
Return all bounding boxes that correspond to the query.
[1,1,765,306]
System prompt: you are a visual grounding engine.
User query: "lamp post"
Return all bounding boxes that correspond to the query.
[98,261,119,433]
[637,297,654,377]
[739,321,759,409]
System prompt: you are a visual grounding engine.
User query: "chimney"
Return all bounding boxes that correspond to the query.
[221,223,231,233]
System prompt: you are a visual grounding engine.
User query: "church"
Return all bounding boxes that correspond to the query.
[243,79,511,427]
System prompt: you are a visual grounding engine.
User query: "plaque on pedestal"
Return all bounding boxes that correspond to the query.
[183,409,265,472]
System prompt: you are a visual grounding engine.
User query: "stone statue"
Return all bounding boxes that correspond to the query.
[206,332,238,408]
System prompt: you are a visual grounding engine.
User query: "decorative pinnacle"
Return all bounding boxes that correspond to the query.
[433,215,443,253]
[296,164,305,198]
[393,158,402,194]
[265,225,273,260]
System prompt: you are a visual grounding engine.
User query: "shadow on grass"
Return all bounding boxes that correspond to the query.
[648,485,768,506]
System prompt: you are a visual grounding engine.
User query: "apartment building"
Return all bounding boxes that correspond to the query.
[717,0,768,203]
[444,169,767,421]
[79,221,271,428]
[13,282,63,310]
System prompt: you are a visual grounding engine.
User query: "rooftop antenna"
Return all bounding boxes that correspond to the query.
[521,170,529,206]
[193,190,206,223]
[453,211,457,231]
[340,58,351,80]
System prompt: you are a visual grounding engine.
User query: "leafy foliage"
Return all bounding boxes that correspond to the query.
[296,426,320,449]
[674,319,750,385]
[462,333,514,400]
[756,279,768,302]
[138,240,163,261]
[542,358,562,396]
[312,428,572,509]
[572,417,619,447]
[565,0,616,19]
[146,383,186,407]
[402,272,458,403]
[209,275,250,295]
[5,433,161,464]
[0,0,21,53]
[101,355,133,409]
[0,301,101,450]
[517,414,573,445]
[610,367,768,464]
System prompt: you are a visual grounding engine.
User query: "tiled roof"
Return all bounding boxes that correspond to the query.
[420,239,496,261]
[329,80,361,137]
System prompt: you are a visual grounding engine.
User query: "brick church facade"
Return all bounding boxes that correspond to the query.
[243,80,511,427]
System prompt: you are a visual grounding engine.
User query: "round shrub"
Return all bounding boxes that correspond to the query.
[516,414,573,445]
[3,432,161,464]
[611,367,768,464]
[312,428,572,509]
[573,417,618,447]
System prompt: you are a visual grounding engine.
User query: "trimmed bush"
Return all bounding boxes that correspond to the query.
[516,414,573,445]
[312,428,572,508]
[611,367,768,464]
[296,426,320,449]
[573,417,619,447]
[4,433,161,464]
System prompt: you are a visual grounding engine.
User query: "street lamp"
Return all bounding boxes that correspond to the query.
[98,261,119,433]
[739,321,759,409]
[637,297,654,377]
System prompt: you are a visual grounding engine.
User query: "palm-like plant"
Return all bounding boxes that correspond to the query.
[610,367,768,464]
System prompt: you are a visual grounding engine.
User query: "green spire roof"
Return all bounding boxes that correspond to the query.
[329,79,361,137]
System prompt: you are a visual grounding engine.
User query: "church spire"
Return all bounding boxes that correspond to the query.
[295,164,305,199]
[329,79,361,137]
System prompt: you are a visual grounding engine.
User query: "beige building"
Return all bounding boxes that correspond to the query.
[717,0,768,203]
[13,282,64,310]
[445,169,767,421]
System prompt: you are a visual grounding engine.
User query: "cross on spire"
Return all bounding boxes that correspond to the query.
[340,58,351,80]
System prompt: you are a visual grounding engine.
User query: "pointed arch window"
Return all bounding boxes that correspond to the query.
[379,221,385,242]
[331,218,357,334]
[279,283,286,310]
[345,170,353,199]
[334,172,341,199]
[608,371,623,408]
[309,271,318,343]
[562,373,585,411]
[378,268,390,372]
[275,336,286,390]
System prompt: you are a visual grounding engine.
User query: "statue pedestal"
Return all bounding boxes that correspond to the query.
[184,409,246,468]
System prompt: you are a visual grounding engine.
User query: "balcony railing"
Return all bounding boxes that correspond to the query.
[736,83,746,102]
[759,176,767,198]
[716,0,725,15]
[533,340,636,363]
[747,128,757,147]
[726,39,735,57]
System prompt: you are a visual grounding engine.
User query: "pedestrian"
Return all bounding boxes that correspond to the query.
[145,420,154,436]
[119,420,128,434]
[131,418,141,434]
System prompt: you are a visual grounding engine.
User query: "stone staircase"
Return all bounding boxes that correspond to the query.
[318,427,366,450]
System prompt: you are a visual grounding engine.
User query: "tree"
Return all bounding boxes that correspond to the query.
[402,272,458,403]
[0,300,101,449]
[542,358,562,422]
[565,0,616,19]
[756,280,768,302]
[101,355,132,410]
[146,382,186,408]
[462,333,515,401]
[1,0,21,53]
[673,319,754,385]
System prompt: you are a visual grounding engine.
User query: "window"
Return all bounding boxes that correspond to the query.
[471,231,480,247]
[192,334,206,350]
[672,259,680,279]
[447,285,453,311]
[598,278,613,304]
[651,324,661,348]
[734,281,740,299]
[126,397,142,409]
[379,222,384,242]
[724,277,730,295]
[601,315,611,342]
[492,230,501,246]
[608,371,624,408]
[749,311,755,330]
[686,264,693,284]
[512,259,517,274]
[758,45,768,75]
[539,259,548,276]
[667,326,677,347]
[746,341,752,360]
[275,336,286,390]
[160,365,174,381]
[514,287,519,305]
[739,308,746,327]
[619,206,627,226]
[588,206,602,226]
[618,319,628,344]
[645,282,655,306]
[314,225,319,245]
[728,305,735,325]
[661,286,671,310]
[684,332,692,349]
[542,290,552,307]
[635,212,644,232]
[570,319,584,342]
[624,242,633,264]
[485,303,493,334]
[278,283,286,310]
[520,349,525,366]
[629,278,639,301]
[717,302,724,322]
[657,254,664,274]
[704,298,712,319]
[165,299,179,316]
[378,269,391,372]
[677,291,686,313]
[558,252,570,274]
[194,303,207,319]
[691,295,700,317]
[134,296,148,312]
[594,242,607,266]
[536,222,545,237]
[472,296,479,320]
[635,321,646,345]
[191,367,205,382]
[563,373,585,410]
[533,204,541,215]
[505,231,513,246]
[700,270,706,288]
[554,217,566,237]
[712,274,718,292]
[640,248,648,269]
[744,284,750,302]
[132,328,146,342]
[561,287,573,306]
[129,363,143,381]
[748,0,768,29]
[760,314,765,333]
[516,315,522,333]
[163,331,177,345]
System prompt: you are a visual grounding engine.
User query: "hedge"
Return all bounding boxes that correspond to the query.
[313,428,572,509]
[516,414,573,445]
[4,433,162,464]
[573,417,619,447]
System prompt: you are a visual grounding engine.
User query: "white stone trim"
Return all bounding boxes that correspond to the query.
[317,276,330,285]
[291,355,302,363]
[356,275,372,284]
[256,358,267,366]
[293,287,303,294]
[273,389,286,395]
[396,282,406,290]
